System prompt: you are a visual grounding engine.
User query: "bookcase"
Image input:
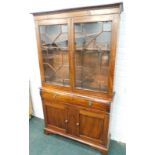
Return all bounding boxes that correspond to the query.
[33,3,123,154]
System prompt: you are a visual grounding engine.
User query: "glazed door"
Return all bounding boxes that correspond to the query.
[36,19,71,87]
[72,15,118,96]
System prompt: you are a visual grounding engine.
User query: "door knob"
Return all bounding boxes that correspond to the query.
[76,122,79,126]
[65,120,68,123]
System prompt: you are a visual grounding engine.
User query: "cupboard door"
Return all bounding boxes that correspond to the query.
[79,109,109,145]
[74,20,112,92]
[72,14,119,97]
[38,19,70,86]
[44,102,67,133]
[66,106,79,136]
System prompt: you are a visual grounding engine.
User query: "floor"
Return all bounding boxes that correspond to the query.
[29,117,126,155]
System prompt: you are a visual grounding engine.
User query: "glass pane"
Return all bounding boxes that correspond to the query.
[74,21,112,92]
[39,24,69,86]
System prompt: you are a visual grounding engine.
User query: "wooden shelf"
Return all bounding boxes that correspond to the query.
[75,30,111,39]
[42,45,68,50]
[76,47,110,52]
[42,46,110,52]
[45,79,70,86]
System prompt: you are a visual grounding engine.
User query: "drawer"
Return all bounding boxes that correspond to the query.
[55,93,72,103]
[41,90,72,103]
[72,96,110,112]
[41,90,110,112]
[41,91,55,102]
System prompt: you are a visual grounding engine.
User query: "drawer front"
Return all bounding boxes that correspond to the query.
[72,96,110,112]
[41,91,56,102]
[41,90,110,112]
[41,91,72,103]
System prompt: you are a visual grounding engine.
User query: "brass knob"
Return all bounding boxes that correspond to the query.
[88,101,93,106]
[76,122,79,126]
[65,120,68,123]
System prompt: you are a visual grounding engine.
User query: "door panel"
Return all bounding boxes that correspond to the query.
[80,115,104,140]
[79,109,108,144]
[45,103,66,131]
[66,106,79,136]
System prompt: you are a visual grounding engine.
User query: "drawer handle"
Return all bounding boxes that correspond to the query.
[65,120,68,123]
[76,122,79,126]
[88,101,93,106]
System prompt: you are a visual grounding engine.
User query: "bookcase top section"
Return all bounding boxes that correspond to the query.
[32,2,123,17]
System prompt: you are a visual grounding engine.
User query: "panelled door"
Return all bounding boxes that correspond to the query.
[79,109,109,145]
[43,98,109,144]
[43,100,67,133]
[65,104,109,145]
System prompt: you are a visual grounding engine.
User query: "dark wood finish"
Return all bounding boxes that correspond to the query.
[108,14,120,97]
[44,100,67,133]
[33,3,122,155]
[44,127,108,153]
[35,21,45,82]
[79,109,105,144]
[66,105,79,136]
[41,89,111,112]
[68,18,75,90]
[32,3,123,19]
